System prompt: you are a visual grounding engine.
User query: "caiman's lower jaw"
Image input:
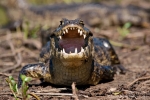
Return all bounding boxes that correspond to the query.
[56,25,91,59]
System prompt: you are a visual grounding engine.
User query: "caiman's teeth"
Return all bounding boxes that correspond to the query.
[78,29,80,33]
[80,31,83,36]
[83,35,86,39]
[63,48,65,53]
[81,47,84,52]
[61,50,63,54]
[63,31,65,34]
[73,27,75,30]
[69,51,71,54]
[59,36,62,39]
[70,27,72,30]
[65,29,68,33]
[75,48,77,53]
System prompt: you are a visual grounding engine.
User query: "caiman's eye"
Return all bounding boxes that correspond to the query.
[60,21,64,26]
[79,20,84,26]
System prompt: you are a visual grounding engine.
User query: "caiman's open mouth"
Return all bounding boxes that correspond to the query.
[59,24,86,54]
[50,19,93,59]
[54,24,92,59]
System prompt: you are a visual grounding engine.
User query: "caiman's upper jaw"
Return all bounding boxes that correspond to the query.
[59,24,87,39]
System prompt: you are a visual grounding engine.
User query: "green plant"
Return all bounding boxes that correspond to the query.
[117,22,131,40]
[0,6,9,26]
[20,75,32,99]
[23,21,40,39]
[6,76,19,100]
[6,75,39,100]
[23,21,29,39]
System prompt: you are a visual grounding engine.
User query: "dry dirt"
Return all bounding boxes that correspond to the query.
[0,1,150,100]
[0,26,150,100]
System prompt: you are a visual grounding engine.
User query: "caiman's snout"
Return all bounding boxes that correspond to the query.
[51,18,93,60]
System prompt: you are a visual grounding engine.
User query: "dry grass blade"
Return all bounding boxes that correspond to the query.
[35,88,68,93]
[2,52,22,72]
[34,93,73,96]
[127,76,150,88]
[109,40,140,49]
[2,33,22,72]
[71,82,79,100]
[0,72,11,77]
[29,93,40,100]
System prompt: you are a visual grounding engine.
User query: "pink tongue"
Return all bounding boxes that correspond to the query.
[59,38,84,53]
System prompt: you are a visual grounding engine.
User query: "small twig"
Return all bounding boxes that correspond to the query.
[34,93,73,96]
[143,34,149,45]
[0,93,22,99]
[7,33,17,61]
[71,82,79,100]
[2,52,22,72]
[29,93,40,100]
[127,76,150,88]
[0,31,23,43]
[0,62,14,66]
[24,39,42,50]
[109,40,140,49]
[121,90,133,95]
[0,93,12,95]
[120,45,149,59]
[141,80,150,85]
[16,47,38,58]
[0,53,15,58]
[0,72,11,77]
[2,33,22,72]
[35,88,68,93]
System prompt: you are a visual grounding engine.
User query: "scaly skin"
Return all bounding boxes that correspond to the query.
[18,19,125,88]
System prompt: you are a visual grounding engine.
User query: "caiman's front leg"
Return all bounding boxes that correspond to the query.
[18,63,51,88]
[89,64,115,85]
[89,38,124,85]
[18,42,51,88]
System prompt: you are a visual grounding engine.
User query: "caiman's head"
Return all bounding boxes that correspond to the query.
[50,18,93,67]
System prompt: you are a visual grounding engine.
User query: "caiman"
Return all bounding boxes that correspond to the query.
[18,18,125,87]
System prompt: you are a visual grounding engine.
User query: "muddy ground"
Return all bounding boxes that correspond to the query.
[0,0,150,100]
